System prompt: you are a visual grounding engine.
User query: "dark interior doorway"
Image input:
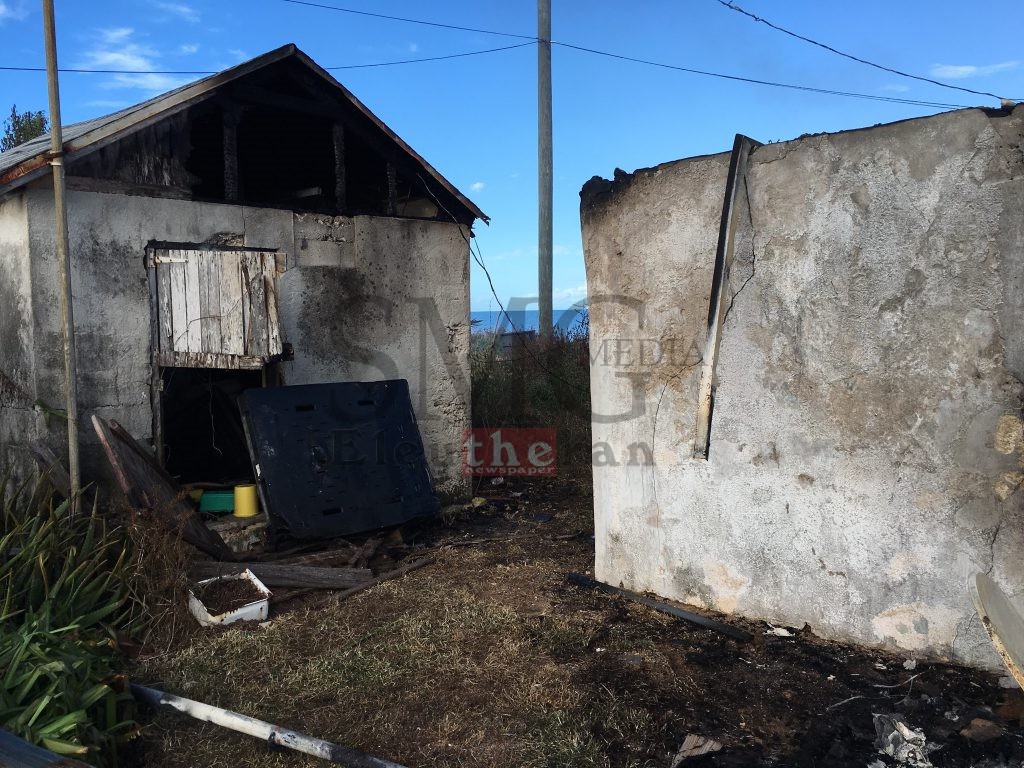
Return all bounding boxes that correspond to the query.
[161,367,262,484]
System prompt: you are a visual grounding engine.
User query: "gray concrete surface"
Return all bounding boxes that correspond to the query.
[581,106,1024,670]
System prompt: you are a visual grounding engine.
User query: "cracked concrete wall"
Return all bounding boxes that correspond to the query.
[581,106,1024,670]
[281,214,471,499]
[7,189,470,497]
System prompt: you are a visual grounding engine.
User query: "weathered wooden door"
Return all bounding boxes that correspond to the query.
[147,246,282,369]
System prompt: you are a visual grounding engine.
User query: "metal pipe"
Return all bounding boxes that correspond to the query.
[537,0,553,338]
[130,684,409,768]
[41,0,80,500]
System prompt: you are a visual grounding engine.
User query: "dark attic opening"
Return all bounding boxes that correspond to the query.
[236,106,336,209]
[160,367,262,485]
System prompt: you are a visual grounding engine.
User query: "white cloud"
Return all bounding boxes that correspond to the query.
[77,28,194,94]
[227,49,249,62]
[153,1,199,23]
[470,181,485,192]
[553,284,588,303]
[930,61,1019,79]
[881,84,910,93]
[0,2,27,23]
[179,43,199,55]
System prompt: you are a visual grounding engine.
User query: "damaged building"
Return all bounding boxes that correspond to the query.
[580,106,1024,670]
[0,44,483,501]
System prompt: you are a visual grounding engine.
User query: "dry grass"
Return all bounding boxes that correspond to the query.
[130,483,1017,768]
[134,528,651,768]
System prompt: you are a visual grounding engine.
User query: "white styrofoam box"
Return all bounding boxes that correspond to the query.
[188,569,272,627]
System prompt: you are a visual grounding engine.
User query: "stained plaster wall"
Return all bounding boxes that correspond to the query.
[6,188,470,496]
[283,214,471,498]
[0,192,39,481]
[580,106,1024,669]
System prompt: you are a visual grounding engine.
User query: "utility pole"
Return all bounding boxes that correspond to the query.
[537,0,553,338]
[42,0,81,501]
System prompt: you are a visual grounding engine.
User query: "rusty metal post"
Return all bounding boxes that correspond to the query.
[42,0,81,500]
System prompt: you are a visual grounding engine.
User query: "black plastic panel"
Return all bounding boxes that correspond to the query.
[239,380,439,541]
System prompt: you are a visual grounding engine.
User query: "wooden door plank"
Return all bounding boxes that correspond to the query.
[168,252,189,354]
[244,252,269,357]
[156,250,174,356]
[220,253,244,356]
[198,251,223,354]
[262,253,282,355]
[184,250,203,353]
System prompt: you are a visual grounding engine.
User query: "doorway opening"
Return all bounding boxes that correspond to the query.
[160,367,262,484]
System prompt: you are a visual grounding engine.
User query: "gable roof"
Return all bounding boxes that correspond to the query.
[0,44,486,222]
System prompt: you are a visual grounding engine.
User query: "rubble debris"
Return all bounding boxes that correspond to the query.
[765,623,795,637]
[872,714,935,767]
[92,415,233,560]
[189,561,371,589]
[567,573,753,642]
[669,733,722,766]
[130,684,408,767]
[904,659,918,671]
[27,441,72,498]
[959,717,1005,742]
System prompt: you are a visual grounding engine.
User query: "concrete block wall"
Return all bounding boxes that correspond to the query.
[7,188,470,497]
[580,106,1024,670]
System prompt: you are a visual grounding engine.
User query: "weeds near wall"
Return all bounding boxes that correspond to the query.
[0,475,141,765]
[471,315,591,467]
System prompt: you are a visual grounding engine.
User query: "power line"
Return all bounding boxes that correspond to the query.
[554,42,970,110]
[278,0,536,40]
[0,43,535,75]
[330,42,534,69]
[713,0,1015,102]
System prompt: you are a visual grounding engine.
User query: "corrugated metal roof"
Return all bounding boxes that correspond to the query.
[0,44,486,222]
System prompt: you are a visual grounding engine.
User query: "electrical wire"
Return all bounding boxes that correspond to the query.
[0,43,535,75]
[713,0,1019,103]
[554,42,970,110]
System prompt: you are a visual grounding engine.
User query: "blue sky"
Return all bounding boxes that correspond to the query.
[1,1,1022,311]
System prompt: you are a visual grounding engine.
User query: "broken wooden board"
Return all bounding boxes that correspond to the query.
[92,415,234,561]
[189,561,372,589]
[27,441,71,498]
[972,572,1024,689]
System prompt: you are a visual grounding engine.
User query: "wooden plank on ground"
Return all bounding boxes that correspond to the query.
[189,562,372,589]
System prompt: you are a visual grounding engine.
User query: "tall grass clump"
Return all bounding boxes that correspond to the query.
[0,475,140,764]
[471,311,592,466]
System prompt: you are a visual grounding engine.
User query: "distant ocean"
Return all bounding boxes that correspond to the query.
[470,307,587,334]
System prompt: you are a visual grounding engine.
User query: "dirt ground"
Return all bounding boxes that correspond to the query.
[134,473,1024,767]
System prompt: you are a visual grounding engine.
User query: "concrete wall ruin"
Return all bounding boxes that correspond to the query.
[580,106,1024,670]
[0,187,470,497]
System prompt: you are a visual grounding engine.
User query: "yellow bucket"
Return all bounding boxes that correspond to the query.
[233,484,259,518]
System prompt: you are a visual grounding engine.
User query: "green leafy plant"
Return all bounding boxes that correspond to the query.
[0,475,140,765]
